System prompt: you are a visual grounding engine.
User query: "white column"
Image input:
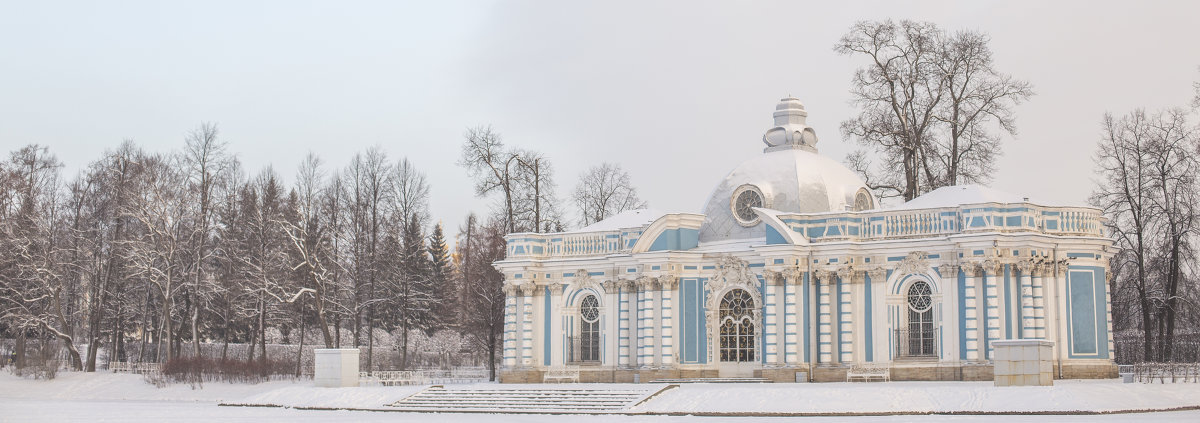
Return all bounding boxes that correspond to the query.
[1018,262,1035,339]
[1053,266,1068,363]
[775,276,787,365]
[640,278,658,367]
[982,262,1001,360]
[836,270,852,364]
[816,270,833,364]
[618,280,632,368]
[520,282,536,367]
[940,264,961,362]
[502,285,518,368]
[785,275,800,364]
[550,284,564,365]
[635,283,645,367]
[848,269,865,364]
[962,264,981,362]
[1032,267,1047,339]
[660,278,677,365]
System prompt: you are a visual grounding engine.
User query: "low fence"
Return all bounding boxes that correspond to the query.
[1131,363,1200,383]
[1113,333,1200,364]
[358,367,489,385]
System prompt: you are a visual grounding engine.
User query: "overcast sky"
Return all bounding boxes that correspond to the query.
[2,0,1198,234]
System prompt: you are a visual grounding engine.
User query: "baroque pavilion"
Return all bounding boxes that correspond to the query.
[494,97,1116,382]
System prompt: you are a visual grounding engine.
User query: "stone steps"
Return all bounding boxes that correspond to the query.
[389,385,668,412]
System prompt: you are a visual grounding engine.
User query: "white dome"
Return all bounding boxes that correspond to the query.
[698,98,872,242]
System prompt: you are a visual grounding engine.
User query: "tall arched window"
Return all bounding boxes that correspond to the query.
[578,295,600,362]
[905,281,936,356]
[719,289,755,362]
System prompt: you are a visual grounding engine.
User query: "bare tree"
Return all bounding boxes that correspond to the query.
[183,122,232,359]
[280,153,337,347]
[1093,107,1200,362]
[460,126,522,233]
[458,215,507,381]
[572,162,647,226]
[837,20,946,201]
[837,20,1033,200]
[934,30,1034,186]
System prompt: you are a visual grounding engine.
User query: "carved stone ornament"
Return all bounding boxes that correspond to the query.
[617,278,635,291]
[601,280,619,294]
[960,261,980,277]
[938,263,960,276]
[897,251,930,276]
[561,269,603,306]
[706,255,757,295]
[836,266,857,282]
[867,267,886,280]
[502,284,518,296]
[637,276,660,291]
[784,266,805,284]
[518,281,537,296]
[1015,260,1033,275]
[763,269,785,286]
[659,275,679,290]
[981,259,1001,275]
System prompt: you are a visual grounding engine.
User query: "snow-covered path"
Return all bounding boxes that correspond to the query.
[3,398,1200,422]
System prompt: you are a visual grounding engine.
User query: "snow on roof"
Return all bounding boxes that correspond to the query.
[575,209,667,232]
[889,185,1041,210]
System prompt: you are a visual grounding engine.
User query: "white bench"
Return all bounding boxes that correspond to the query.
[543,367,580,383]
[110,361,131,373]
[364,371,423,386]
[846,365,891,382]
[134,363,161,375]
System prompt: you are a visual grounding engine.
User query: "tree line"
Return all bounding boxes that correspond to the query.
[0,123,646,381]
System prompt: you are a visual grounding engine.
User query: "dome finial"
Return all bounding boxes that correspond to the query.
[763,96,819,153]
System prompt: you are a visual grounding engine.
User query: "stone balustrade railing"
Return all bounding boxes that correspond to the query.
[504,203,1106,259]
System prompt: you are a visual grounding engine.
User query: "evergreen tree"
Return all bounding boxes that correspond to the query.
[394,213,436,369]
[427,222,454,327]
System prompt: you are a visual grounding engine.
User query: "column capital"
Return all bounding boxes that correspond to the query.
[518,281,537,296]
[503,284,519,296]
[980,259,1001,276]
[836,266,859,283]
[551,283,566,295]
[813,268,834,283]
[938,263,960,276]
[960,261,980,277]
[602,280,620,294]
[867,267,886,280]
[636,276,660,291]
[617,278,635,291]
[1015,259,1034,275]
[659,275,679,290]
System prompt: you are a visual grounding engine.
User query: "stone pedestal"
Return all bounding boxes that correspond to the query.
[992,339,1053,386]
[314,348,360,387]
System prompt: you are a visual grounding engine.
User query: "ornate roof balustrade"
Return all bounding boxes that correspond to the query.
[506,228,645,259]
[775,203,1105,243]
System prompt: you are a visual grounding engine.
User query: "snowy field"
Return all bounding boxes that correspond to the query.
[3,372,1200,422]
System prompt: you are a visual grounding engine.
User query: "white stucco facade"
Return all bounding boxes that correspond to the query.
[494,98,1116,383]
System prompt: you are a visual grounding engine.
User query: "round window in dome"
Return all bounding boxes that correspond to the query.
[730,184,765,226]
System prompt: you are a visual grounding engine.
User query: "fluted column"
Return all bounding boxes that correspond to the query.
[617,279,634,368]
[939,263,961,361]
[837,266,858,364]
[550,283,565,365]
[1031,265,1047,339]
[1017,261,1035,339]
[981,260,1001,360]
[502,284,518,368]
[519,282,537,367]
[660,276,677,365]
[815,269,833,364]
[961,263,982,362]
[638,277,659,368]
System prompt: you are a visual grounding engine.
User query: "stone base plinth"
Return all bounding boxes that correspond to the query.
[314,348,359,387]
[992,339,1053,386]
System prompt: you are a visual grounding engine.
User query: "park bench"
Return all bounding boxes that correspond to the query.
[110,361,131,373]
[361,371,423,386]
[846,365,891,382]
[133,363,161,375]
[542,367,581,383]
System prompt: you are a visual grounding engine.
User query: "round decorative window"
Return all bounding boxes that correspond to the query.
[731,184,765,226]
[580,295,599,322]
[907,280,932,312]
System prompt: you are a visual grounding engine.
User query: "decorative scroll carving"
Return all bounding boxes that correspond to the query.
[938,263,960,277]
[518,281,537,296]
[561,269,603,306]
[659,275,679,290]
[867,267,886,280]
[763,269,785,286]
[637,276,660,291]
[1015,260,1034,275]
[707,255,756,294]
[897,251,930,276]
[980,259,1001,275]
[601,280,620,294]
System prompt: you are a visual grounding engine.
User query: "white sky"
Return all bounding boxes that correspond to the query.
[2,0,1198,233]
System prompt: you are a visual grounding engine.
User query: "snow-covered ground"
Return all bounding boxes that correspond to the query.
[3,372,1200,422]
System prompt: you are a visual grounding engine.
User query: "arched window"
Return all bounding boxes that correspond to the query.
[577,295,600,362]
[853,190,873,211]
[905,281,936,356]
[719,289,755,362]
